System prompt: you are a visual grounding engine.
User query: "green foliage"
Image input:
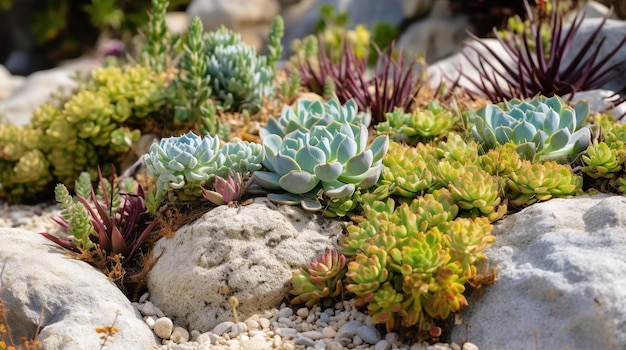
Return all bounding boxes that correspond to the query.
[203,17,283,113]
[506,160,583,206]
[290,248,347,308]
[471,95,591,162]
[581,140,624,180]
[376,102,456,144]
[343,199,494,332]
[380,142,437,198]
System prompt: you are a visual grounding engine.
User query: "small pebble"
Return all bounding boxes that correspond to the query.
[258,318,271,329]
[153,317,174,339]
[189,330,201,340]
[139,292,150,303]
[327,341,345,350]
[170,327,190,343]
[356,325,381,344]
[451,343,461,350]
[213,321,234,336]
[230,322,248,336]
[321,326,336,338]
[300,330,323,340]
[196,332,211,344]
[375,339,391,350]
[278,316,295,327]
[318,312,330,324]
[296,307,309,318]
[143,315,156,329]
[352,335,363,346]
[295,335,316,347]
[245,319,260,330]
[315,339,326,350]
[278,307,294,318]
[140,301,158,316]
[463,343,479,350]
[275,327,297,338]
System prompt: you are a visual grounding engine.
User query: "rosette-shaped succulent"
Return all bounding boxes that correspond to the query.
[447,168,507,222]
[144,131,221,203]
[381,142,437,198]
[436,133,479,164]
[202,171,250,205]
[581,141,624,180]
[204,17,283,112]
[376,102,456,144]
[471,95,591,162]
[261,98,370,138]
[478,143,524,177]
[254,121,389,211]
[506,160,583,206]
[444,217,494,277]
[290,248,347,308]
[216,141,264,177]
[408,188,459,232]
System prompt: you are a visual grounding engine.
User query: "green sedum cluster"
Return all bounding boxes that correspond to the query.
[342,197,493,333]
[376,101,456,144]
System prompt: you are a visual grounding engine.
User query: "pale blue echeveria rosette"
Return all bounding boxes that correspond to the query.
[254,121,389,210]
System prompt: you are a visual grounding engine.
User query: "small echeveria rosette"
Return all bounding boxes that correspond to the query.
[144,131,221,203]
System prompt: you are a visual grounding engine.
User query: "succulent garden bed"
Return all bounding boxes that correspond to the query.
[1,0,626,349]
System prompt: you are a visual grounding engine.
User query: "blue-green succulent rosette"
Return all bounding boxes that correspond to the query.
[254,121,389,210]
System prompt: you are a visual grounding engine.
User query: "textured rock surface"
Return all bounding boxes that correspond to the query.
[147,197,343,332]
[451,194,626,349]
[0,228,157,350]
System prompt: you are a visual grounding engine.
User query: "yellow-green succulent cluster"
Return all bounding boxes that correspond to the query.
[342,198,494,333]
[507,160,583,206]
[376,102,456,144]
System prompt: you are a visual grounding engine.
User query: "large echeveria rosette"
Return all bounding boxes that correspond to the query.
[144,131,221,202]
[254,122,389,210]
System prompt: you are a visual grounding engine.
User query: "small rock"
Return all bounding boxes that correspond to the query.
[356,324,381,344]
[170,326,190,343]
[140,301,158,316]
[230,322,248,336]
[318,312,330,324]
[462,343,479,350]
[213,321,235,335]
[278,307,294,318]
[243,334,271,350]
[144,315,157,329]
[196,332,212,344]
[154,317,174,339]
[353,335,363,345]
[410,343,428,350]
[375,339,391,350]
[335,320,363,346]
[259,317,271,329]
[327,341,345,350]
[295,335,316,347]
[275,327,297,338]
[296,307,309,318]
[450,343,461,350]
[315,339,326,350]
[139,292,150,303]
[278,316,295,327]
[245,319,260,330]
[322,326,337,338]
[300,330,323,340]
[190,329,201,340]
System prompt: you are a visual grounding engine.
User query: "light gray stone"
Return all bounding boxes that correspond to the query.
[450,194,626,349]
[563,89,626,120]
[398,0,432,18]
[398,13,468,63]
[0,228,157,350]
[0,64,24,100]
[147,197,342,333]
[187,0,280,50]
[154,317,174,339]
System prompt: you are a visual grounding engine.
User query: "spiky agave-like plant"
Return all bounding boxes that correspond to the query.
[460,0,626,102]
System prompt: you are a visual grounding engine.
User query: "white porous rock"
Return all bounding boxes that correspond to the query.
[186,0,280,50]
[147,197,343,332]
[0,228,157,349]
[450,194,626,349]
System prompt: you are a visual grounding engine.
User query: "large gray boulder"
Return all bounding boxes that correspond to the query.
[0,228,157,350]
[147,197,343,333]
[451,194,626,349]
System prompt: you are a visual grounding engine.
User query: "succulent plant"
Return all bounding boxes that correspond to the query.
[478,143,524,177]
[471,95,591,162]
[144,131,222,204]
[254,121,389,211]
[380,142,437,198]
[260,98,370,138]
[447,167,507,222]
[41,169,158,262]
[203,16,283,113]
[436,133,479,164]
[290,248,347,308]
[202,171,250,206]
[460,0,626,102]
[506,160,583,206]
[340,194,494,333]
[217,141,265,177]
[376,102,456,144]
[581,140,625,180]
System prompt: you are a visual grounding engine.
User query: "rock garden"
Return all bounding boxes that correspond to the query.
[1,0,626,349]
